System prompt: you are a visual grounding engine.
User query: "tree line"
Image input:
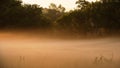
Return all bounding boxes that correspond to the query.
[0,0,52,29]
[57,0,120,36]
[0,0,120,36]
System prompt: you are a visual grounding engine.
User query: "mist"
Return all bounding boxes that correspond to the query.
[0,0,120,68]
[0,32,120,68]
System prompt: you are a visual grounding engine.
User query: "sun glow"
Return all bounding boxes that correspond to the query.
[22,0,97,11]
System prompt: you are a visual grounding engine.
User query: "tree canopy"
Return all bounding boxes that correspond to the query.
[0,0,120,36]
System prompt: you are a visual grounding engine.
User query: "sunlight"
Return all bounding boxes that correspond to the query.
[1,0,120,68]
[22,0,97,11]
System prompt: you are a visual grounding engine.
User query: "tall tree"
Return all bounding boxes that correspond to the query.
[43,3,65,22]
[58,4,65,12]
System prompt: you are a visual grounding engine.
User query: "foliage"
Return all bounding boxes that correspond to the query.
[0,0,120,36]
[56,1,120,35]
[42,3,65,22]
[0,0,52,29]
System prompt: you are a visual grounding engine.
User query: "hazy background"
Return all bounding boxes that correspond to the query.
[0,32,120,68]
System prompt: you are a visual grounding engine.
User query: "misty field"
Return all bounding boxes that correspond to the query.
[0,32,120,68]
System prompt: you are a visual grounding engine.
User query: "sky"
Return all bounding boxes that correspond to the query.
[22,0,97,11]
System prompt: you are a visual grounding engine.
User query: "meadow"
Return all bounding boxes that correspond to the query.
[0,32,120,68]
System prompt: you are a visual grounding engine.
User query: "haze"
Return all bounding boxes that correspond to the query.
[22,0,97,11]
[0,32,120,68]
[0,0,120,68]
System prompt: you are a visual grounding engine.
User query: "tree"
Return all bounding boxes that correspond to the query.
[76,0,90,9]
[0,0,22,28]
[56,1,120,36]
[0,0,52,29]
[100,0,120,3]
[49,3,65,12]
[43,3,65,22]
[49,3,57,10]
[58,4,65,12]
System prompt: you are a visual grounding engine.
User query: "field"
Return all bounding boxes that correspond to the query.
[0,32,120,68]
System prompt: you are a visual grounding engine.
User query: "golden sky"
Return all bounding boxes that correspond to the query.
[22,0,97,11]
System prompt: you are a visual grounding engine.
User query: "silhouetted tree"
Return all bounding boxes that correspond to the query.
[76,0,90,9]
[56,1,120,36]
[0,0,52,29]
[43,3,65,22]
